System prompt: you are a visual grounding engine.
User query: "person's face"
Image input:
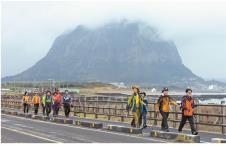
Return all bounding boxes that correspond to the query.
[163,91,168,96]
[132,88,138,93]
[57,91,60,94]
[186,91,192,96]
[47,92,51,96]
[25,92,28,96]
[65,91,68,94]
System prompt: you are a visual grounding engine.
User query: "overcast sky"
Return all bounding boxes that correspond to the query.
[2,0,226,81]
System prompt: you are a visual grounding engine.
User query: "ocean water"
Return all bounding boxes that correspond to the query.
[198,97,226,104]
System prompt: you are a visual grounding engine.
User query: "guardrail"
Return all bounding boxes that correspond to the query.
[1,96,226,134]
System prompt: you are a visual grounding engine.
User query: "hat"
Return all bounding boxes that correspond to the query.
[162,87,169,93]
[131,85,140,92]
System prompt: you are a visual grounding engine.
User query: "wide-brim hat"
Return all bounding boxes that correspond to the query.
[131,85,140,92]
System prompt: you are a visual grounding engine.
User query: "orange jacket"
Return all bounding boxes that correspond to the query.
[53,94,62,103]
[32,95,40,104]
[181,96,194,116]
[157,95,176,112]
[22,96,30,104]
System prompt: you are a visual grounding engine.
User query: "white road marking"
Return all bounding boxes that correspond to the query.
[2,114,167,143]
[2,114,209,143]
[14,123,34,129]
[2,126,62,143]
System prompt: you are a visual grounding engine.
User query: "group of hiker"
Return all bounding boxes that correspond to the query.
[127,85,198,135]
[22,89,72,118]
[21,86,198,135]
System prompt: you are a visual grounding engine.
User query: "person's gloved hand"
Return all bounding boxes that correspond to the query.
[126,105,130,111]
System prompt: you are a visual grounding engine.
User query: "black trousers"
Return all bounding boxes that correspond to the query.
[23,103,29,113]
[160,111,169,130]
[41,103,46,115]
[46,103,52,117]
[34,104,39,115]
[64,103,70,117]
[178,114,196,133]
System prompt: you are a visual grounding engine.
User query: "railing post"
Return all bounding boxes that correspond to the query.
[121,100,124,122]
[173,105,176,128]
[221,101,225,134]
[95,96,98,119]
[73,98,77,116]
[196,102,200,132]
[154,103,157,126]
[108,99,110,121]
[84,96,86,118]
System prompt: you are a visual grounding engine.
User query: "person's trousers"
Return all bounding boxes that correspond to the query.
[160,111,169,130]
[142,112,147,126]
[23,103,29,113]
[34,104,39,115]
[178,114,196,133]
[63,103,70,118]
[41,103,46,115]
[132,108,141,128]
[53,103,60,116]
[46,103,51,117]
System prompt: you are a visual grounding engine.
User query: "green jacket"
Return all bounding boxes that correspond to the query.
[41,95,46,106]
[127,94,145,112]
[42,95,53,106]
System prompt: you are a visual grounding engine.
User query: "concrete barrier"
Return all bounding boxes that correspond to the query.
[150,130,200,143]
[51,117,73,124]
[211,138,226,143]
[4,110,11,115]
[31,115,49,120]
[51,117,64,123]
[1,109,6,113]
[10,111,18,115]
[25,113,32,118]
[107,125,142,134]
[75,120,103,129]
[32,115,43,120]
[17,112,25,117]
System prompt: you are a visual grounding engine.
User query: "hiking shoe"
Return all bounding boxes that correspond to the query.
[192,131,198,135]
[165,129,169,132]
[143,125,147,129]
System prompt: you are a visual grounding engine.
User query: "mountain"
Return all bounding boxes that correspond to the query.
[2,21,205,86]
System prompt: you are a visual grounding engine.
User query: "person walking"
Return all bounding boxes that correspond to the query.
[56,90,62,116]
[52,90,62,117]
[41,91,46,115]
[156,87,177,132]
[45,91,53,117]
[140,92,148,129]
[127,85,146,128]
[62,90,72,118]
[32,93,40,115]
[22,92,30,113]
[178,88,198,135]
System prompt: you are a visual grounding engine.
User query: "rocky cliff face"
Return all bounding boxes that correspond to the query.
[2,21,204,86]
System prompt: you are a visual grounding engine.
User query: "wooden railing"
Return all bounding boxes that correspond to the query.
[1,96,226,134]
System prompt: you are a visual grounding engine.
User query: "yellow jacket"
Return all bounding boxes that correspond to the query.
[22,96,30,104]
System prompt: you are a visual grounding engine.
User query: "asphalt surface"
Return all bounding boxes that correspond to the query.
[1,114,165,143]
[1,108,226,143]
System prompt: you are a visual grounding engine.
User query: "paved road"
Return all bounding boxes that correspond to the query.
[1,108,225,143]
[1,114,165,143]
